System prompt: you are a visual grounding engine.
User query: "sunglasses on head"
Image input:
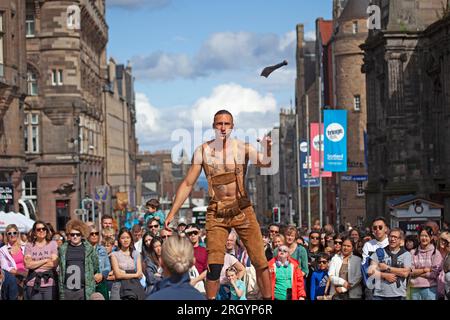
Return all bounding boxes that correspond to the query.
[36,227,47,232]
[90,232,99,236]
[7,231,18,236]
[70,232,82,237]
[372,225,384,231]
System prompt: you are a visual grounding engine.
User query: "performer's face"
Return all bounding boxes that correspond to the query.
[213,114,234,140]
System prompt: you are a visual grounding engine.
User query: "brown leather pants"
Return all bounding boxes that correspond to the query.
[205,199,268,270]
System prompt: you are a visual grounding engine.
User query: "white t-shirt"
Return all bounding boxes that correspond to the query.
[134,239,142,254]
[361,237,389,265]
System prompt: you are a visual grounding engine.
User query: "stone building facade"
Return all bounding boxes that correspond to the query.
[104,58,137,214]
[362,0,450,223]
[0,0,27,212]
[329,0,369,227]
[23,0,108,230]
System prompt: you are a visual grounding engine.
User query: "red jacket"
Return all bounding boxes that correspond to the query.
[268,257,306,300]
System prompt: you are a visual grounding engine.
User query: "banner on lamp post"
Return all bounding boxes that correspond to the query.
[299,141,320,187]
[324,110,347,172]
[310,123,332,178]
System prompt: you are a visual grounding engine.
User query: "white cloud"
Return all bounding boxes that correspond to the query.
[305,30,316,41]
[136,92,161,135]
[190,83,277,123]
[135,85,280,152]
[132,30,296,81]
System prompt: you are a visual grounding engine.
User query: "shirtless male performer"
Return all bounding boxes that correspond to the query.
[165,109,272,299]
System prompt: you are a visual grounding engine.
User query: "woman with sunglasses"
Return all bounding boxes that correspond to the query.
[440,232,450,300]
[409,226,443,300]
[310,253,330,300]
[110,228,144,300]
[332,234,344,258]
[87,225,111,299]
[142,236,164,295]
[0,224,28,299]
[58,219,100,300]
[328,237,362,300]
[24,221,59,300]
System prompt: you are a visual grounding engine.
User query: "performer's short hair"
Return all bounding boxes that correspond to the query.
[214,109,233,120]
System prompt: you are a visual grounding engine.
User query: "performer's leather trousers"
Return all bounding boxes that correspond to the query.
[205,203,268,270]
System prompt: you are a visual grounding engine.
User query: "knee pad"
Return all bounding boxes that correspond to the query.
[206,264,223,281]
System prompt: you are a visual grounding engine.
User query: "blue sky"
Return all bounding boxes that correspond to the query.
[106,0,332,153]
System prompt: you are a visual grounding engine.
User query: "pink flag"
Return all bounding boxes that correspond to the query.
[310,123,332,178]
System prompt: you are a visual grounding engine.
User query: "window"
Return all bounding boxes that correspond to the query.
[52,69,63,86]
[27,71,38,95]
[22,174,37,198]
[0,12,4,77]
[24,113,40,153]
[354,95,361,111]
[356,181,365,197]
[352,21,358,34]
[26,15,35,37]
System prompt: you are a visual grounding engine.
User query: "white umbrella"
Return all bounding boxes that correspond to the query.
[0,211,35,233]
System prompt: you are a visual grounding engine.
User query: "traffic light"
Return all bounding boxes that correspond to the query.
[272,207,280,223]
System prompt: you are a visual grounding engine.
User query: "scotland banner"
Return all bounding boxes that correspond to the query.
[299,141,320,187]
[324,110,347,172]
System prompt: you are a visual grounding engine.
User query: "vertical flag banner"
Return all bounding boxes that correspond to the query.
[299,141,320,187]
[310,123,332,178]
[324,110,347,172]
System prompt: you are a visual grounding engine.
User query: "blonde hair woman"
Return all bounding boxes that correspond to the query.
[147,235,206,300]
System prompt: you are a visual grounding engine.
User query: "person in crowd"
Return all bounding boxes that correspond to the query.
[369,228,411,300]
[0,267,18,300]
[310,253,330,300]
[323,224,335,237]
[160,227,173,240]
[87,225,111,300]
[312,219,321,232]
[0,224,27,299]
[101,215,114,232]
[144,199,166,226]
[329,237,362,300]
[325,234,334,248]
[425,221,440,243]
[268,244,306,300]
[349,228,360,243]
[20,232,29,246]
[272,234,285,250]
[332,234,344,258]
[24,221,59,300]
[324,246,334,256]
[131,224,143,254]
[142,236,163,295]
[405,234,419,251]
[441,233,450,300]
[58,219,99,300]
[361,217,389,300]
[52,232,65,248]
[147,235,206,300]
[46,223,56,238]
[217,253,246,300]
[437,231,450,299]
[308,230,324,271]
[110,228,144,300]
[410,225,443,300]
[226,266,246,300]
[268,224,280,248]
[185,224,207,294]
[147,218,161,237]
[272,226,309,277]
[0,233,4,248]
[320,232,327,249]
[176,222,187,237]
[225,230,239,257]
[261,229,273,261]
[101,227,115,244]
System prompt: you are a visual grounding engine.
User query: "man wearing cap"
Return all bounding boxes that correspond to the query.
[144,199,166,226]
[165,110,272,300]
[186,223,208,292]
[177,222,187,237]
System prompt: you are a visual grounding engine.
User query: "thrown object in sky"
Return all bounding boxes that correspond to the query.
[260,60,288,78]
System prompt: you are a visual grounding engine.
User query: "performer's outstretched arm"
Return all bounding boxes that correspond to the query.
[165,149,203,230]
